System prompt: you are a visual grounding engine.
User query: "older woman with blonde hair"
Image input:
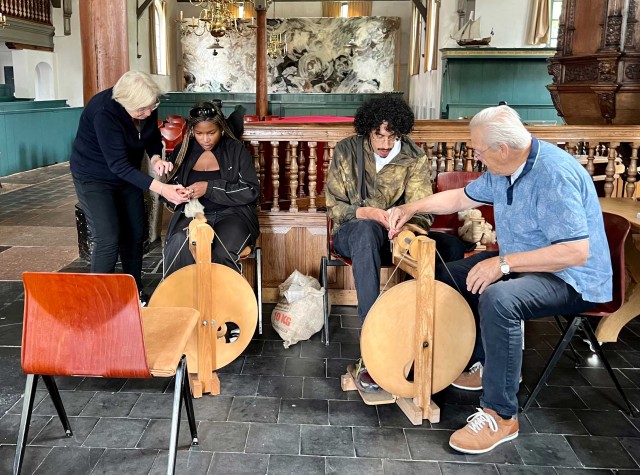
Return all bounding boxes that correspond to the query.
[70,70,189,304]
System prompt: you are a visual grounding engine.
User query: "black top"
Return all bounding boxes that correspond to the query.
[69,87,163,190]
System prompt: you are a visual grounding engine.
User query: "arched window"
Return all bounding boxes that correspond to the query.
[35,62,54,100]
[150,0,167,75]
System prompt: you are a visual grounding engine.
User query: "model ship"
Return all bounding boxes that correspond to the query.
[452,12,493,47]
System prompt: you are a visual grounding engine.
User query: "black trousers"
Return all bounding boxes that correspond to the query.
[163,211,253,277]
[73,175,146,289]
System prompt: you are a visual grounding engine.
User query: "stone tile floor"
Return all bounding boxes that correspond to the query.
[1,164,640,474]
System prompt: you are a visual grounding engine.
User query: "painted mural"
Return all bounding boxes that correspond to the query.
[181,17,399,93]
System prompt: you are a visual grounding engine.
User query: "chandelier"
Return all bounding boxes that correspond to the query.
[177,1,263,39]
[267,33,287,59]
[0,11,8,29]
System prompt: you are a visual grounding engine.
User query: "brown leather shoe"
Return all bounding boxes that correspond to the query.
[451,362,483,391]
[449,408,519,454]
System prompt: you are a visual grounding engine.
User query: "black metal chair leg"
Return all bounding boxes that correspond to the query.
[181,360,198,446]
[13,374,39,475]
[581,318,638,417]
[522,317,581,413]
[42,376,72,437]
[320,256,330,346]
[168,356,186,475]
[553,316,583,364]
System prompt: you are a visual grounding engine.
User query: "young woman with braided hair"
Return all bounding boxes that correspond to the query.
[162,102,260,276]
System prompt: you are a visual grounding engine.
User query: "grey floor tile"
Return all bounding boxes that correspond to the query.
[229,397,280,423]
[439,462,499,474]
[404,429,467,462]
[267,454,325,475]
[512,433,581,467]
[79,392,140,417]
[129,393,174,419]
[90,448,158,475]
[33,390,95,417]
[523,408,589,435]
[326,358,354,378]
[245,423,300,455]
[382,459,441,475]
[31,416,99,447]
[496,466,556,475]
[279,398,328,425]
[353,426,409,459]
[532,386,588,410]
[75,378,128,392]
[196,421,249,452]
[192,395,234,421]
[553,469,617,475]
[120,378,171,393]
[326,456,383,475]
[284,357,326,377]
[136,418,197,450]
[377,404,431,429]
[242,356,286,376]
[32,446,104,475]
[83,418,149,449]
[7,391,47,415]
[328,400,378,427]
[300,425,353,457]
[0,444,51,475]
[0,413,51,445]
[300,341,340,359]
[257,376,303,398]
[262,340,301,358]
[578,367,635,388]
[149,449,213,475]
[302,377,347,400]
[573,409,640,437]
[221,374,261,397]
[564,434,638,469]
[208,452,269,475]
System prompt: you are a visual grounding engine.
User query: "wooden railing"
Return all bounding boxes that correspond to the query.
[0,0,51,24]
[242,122,640,212]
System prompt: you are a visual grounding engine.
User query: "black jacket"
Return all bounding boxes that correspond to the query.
[165,137,260,242]
[70,87,162,190]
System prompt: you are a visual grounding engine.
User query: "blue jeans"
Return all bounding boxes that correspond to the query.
[436,252,595,416]
[73,175,146,289]
[334,219,466,322]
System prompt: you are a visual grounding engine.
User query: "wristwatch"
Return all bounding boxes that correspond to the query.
[499,256,511,275]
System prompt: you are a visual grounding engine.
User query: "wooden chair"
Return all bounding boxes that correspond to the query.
[165,115,186,127]
[521,212,638,417]
[160,125,184,156]
[239,245,264,334]
[13,272,201,475]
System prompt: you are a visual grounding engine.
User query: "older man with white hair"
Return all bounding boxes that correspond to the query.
[389,105,611,454]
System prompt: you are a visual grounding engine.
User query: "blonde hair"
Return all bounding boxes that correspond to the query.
[112,71,163,111]
[470,105,531,150]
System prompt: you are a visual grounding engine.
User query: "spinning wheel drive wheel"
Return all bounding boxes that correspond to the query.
[149,263,258,370]
[361,280,475,398]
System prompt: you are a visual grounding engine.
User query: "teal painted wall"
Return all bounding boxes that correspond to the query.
[0,106,82,177]
[440,51,561,123]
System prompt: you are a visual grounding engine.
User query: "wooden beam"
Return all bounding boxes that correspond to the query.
[256,8,268,120]
[137,0,153,19]
[412,0,427,21]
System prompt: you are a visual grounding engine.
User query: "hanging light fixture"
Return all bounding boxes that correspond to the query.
[177,1,261,39]
[266,0,287,59]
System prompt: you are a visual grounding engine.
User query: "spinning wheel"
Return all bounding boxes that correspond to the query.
[342,225,475,424]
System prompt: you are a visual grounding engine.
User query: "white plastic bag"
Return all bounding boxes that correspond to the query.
[271,270,325,348]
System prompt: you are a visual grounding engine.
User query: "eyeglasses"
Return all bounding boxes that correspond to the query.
[136,99,160,115]
[472,145,492,159]
[189,107,219,119]
[371,132,400,144]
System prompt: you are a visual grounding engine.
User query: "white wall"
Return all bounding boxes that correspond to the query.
[0,44,12,84]
[12,49,56,99]
[52,0,83,106]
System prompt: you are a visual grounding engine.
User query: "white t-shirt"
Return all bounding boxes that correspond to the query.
[374,139,402,172]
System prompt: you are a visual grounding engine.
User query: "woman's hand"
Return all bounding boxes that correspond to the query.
[151,157,173,177]
[186,181,208,200]
[163,184,190,206]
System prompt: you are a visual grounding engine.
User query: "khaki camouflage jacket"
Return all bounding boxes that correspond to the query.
[325,135,434,235]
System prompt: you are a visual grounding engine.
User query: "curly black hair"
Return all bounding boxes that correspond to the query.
[353,94,415,136]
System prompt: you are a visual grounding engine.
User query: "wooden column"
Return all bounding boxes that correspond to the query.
[79,0,129,105]
[256,8,268,120]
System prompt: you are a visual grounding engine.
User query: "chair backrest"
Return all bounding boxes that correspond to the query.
[432,171,494,234]
[594,212,630,314]
[160,126,184,153]
[21,272,151,378]
[165,115,186,125]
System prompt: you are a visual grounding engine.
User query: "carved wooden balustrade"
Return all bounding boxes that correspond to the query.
[243,122,640,213]
[241,121,639,302]
[0,0,51,24]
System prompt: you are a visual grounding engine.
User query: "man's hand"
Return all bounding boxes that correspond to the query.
[466,256,503,294]
[151,157,173,177]
[356,207,390,228]
[388,204,416,239]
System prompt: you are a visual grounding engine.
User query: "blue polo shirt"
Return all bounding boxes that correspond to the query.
[464,137,612,303]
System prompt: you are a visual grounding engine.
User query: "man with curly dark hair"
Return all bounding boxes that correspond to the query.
[325,94,465,391]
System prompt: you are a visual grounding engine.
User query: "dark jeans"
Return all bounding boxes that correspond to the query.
[73,175,146,289]
[435,251,595,416]
[164,211,253,276]
[333,219,466,322]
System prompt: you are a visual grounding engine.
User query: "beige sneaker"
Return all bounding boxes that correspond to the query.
[451,362,483,390]
[449,408,519,454]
